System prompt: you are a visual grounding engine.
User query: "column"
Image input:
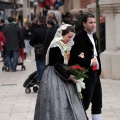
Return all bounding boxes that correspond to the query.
[100,12,116,79]
[69,0,73,10]
[111,13,120,79]
[73,0,80,9]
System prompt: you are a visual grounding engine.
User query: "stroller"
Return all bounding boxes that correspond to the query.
[2,48,26,71]
[23,71,39,93]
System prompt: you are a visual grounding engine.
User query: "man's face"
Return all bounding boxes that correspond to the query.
[83,17,96,34]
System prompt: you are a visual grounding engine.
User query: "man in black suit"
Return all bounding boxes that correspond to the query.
[69,13,102,120]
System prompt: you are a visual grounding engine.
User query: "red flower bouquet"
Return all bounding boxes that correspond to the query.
[68,64,88,99]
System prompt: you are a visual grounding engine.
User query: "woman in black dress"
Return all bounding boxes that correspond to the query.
[34,24,87,120]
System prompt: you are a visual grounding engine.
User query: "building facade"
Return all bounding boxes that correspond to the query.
[0,0,23,20]
[63,0,95,13]
[0,0,35,25]
[0,0,95,23]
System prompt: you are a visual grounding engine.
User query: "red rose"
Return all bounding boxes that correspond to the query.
[80,68,84,71]
[72,65,80,69]
[68,64,88,79]
[77,66,81,69]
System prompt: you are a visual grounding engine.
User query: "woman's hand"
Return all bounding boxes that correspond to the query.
[69,75,78,83]
[78,52,84,58]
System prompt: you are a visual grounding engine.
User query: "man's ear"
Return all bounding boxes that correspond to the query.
[83,22,85,27]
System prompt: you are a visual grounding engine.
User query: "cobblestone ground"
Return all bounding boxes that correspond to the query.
[0,50,120,120]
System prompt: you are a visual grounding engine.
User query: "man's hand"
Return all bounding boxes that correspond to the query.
[91,57,97,66]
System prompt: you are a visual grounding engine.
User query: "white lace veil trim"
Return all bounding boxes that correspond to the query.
[46,24,74,65]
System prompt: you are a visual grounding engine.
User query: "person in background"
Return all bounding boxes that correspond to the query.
[47,12,58,25]
[4,20,9,26]
[29,18,38,35]
[22,21,32,56]
[3,16,23,72]
[47,5,62,26]
[47,19,59,30]
[75,10,84,34]
[34,24,87,120]
[0,19,6,61]
[0,19,5,32]
[69,13,102,120]
[99,15,106,53]
[30,16,56,83]
[62,11,72,20]
[76,10,84,19]
[16,19,22,28]
[47,19,55,28]
[0,31,6,61]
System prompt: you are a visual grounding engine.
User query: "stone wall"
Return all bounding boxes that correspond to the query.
[64,0,95,14]
[80,0,92,8]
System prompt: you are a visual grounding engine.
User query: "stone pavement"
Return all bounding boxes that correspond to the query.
[0,52,120,120]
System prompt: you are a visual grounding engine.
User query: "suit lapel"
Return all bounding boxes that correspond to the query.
[82,30,93,46]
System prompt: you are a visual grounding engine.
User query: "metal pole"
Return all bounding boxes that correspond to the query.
[96,0,100,51]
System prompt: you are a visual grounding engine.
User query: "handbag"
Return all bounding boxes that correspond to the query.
[34,28,49,56]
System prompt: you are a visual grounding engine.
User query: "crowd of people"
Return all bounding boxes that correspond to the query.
[0,6,106,120]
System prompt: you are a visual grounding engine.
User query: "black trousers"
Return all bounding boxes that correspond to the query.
[82,71,102,114]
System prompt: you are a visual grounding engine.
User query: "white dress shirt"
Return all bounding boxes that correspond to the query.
[87,33,99,69]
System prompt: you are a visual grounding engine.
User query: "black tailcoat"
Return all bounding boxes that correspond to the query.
[69,30,101,75]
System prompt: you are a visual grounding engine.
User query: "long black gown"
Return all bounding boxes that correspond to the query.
[34,47,87,120]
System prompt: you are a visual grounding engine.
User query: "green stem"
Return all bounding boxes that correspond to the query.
[78,92,83,99]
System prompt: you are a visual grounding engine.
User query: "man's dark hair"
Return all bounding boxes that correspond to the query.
[82,13,95,23]
[62,26,75,36]
[75,13,95,34]
[8,16,14,22]
[38,15,46,24]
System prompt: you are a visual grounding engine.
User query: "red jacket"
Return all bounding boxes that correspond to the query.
[0,32,6,51]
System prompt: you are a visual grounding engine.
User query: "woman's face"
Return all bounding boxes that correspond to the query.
[62,32,75,44]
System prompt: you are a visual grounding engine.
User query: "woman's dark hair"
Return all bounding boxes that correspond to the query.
[62,26,75,36]
[61,18,73,25]
[47,19,55,26]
